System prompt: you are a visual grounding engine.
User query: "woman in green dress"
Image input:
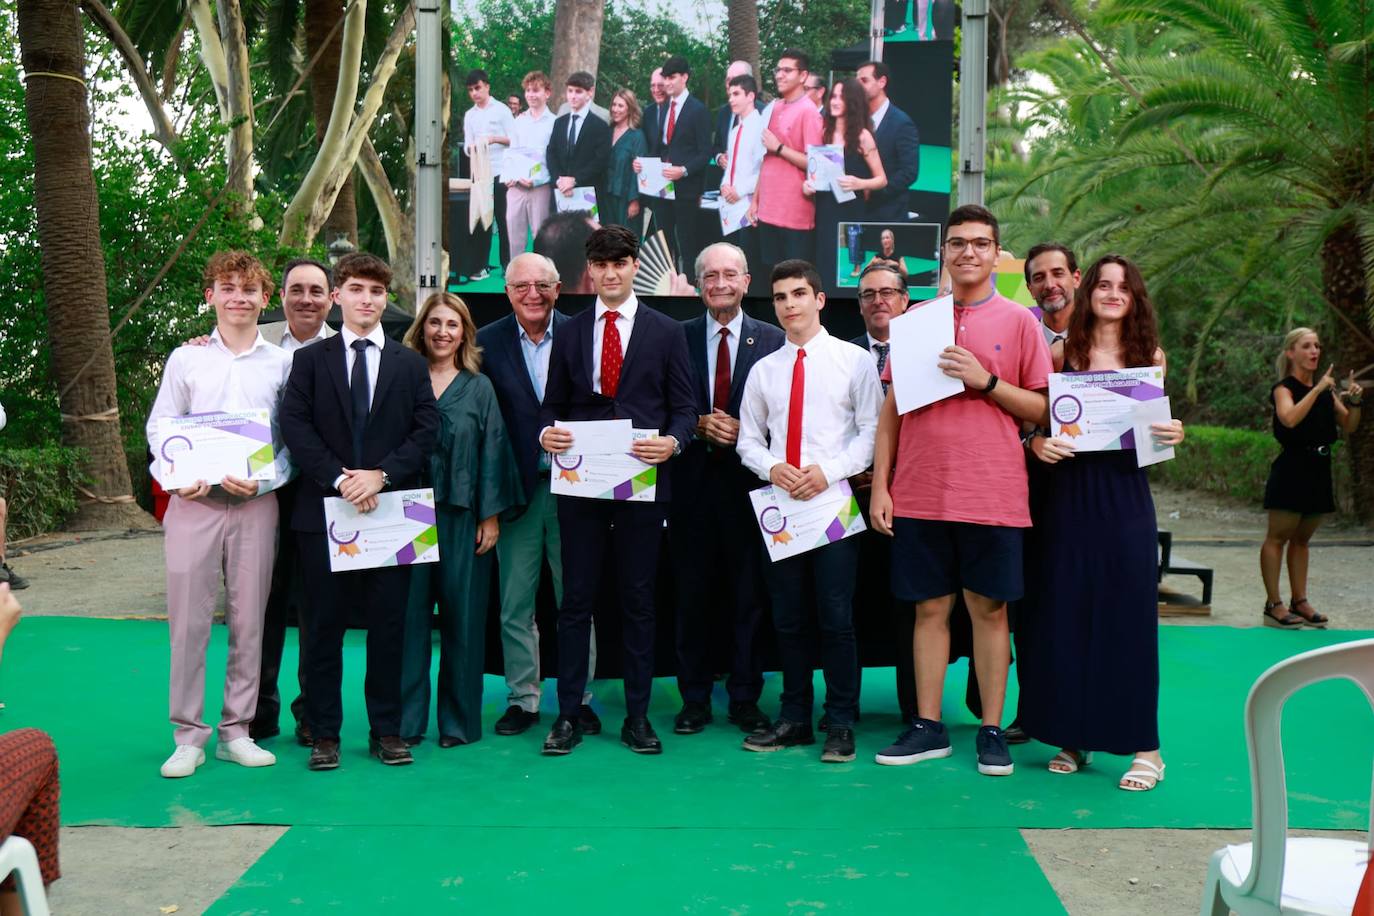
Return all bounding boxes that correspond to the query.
[604,88,647,229]
[400,292,523,747]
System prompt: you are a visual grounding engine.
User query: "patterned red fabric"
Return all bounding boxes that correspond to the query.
[0,728,61,889]
[601,311,623,398]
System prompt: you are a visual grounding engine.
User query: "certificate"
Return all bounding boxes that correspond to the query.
[887,295,964,414]
[1132,396,1176,467]
[157,409,277,489]
[554,419,633,454]
[550,428,659,501]
[323,488,440,573]
[555,186,598,219]
[499,146,548,185]
[718,194,752,236]
[805,144,855,203]
[749,479,866,563]
[635,158,676,199]
[1049,367,1168,452]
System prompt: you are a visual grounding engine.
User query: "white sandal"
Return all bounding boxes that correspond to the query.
[1119,757,1165,791]
[1048,749,1092,774]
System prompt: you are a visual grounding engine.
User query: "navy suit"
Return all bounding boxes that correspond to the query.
[671,313,784,707]
[547,109,612,215]
[540,299,696,718]
[279,333,440,741]
[869,103,921,221]
[654,93,712,282]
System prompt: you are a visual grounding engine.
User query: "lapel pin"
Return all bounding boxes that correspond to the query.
[746,336,754,345]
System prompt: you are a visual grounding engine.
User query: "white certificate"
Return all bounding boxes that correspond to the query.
[550,428,658,501]
[1049,367,1168,452]
[554,419,633,454]
[635,158,676,199]
[323,488,440,573]
[749,479,867,563]
[555,186,598,219]
[1132,396,1176,467]
[499,146,548,185]
[805,144,856,203]
[887,295,964,414]
[719,194,752,236]
[158,409,277,489]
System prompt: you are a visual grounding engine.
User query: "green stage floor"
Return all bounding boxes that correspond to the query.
[3,618,1369,912]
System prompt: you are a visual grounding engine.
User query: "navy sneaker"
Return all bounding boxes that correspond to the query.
[976,725,1014,776]
[873,718,952,766]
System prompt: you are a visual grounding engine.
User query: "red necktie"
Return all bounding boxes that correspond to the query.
[666,100,677,144]
[786,348,806,467]
[712,328,732,412]
[601,311,622,397]
[728,119,744,185]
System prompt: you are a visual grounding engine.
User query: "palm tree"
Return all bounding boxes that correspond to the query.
[550,0,605,94]
[18,0,154,529]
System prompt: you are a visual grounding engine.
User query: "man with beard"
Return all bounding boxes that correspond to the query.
[1024,243,1080,348]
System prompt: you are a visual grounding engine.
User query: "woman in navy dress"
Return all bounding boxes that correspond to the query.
[804,79,885,288]
[1017,255,1185,792]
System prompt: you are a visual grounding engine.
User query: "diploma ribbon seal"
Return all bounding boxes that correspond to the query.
[554,453,583,482]
[159,435,193,474]
[759,505,792,544]
[1051,394,1084,438]
[328,521,361,557]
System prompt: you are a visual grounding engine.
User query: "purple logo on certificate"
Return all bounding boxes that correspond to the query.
[758,505,793,545]
[1052,394,1083,437]
[328,520,361,557]
[554,453,582,482]
[160,435,193,473]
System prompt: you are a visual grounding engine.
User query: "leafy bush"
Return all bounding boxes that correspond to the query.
[0,446,86,541]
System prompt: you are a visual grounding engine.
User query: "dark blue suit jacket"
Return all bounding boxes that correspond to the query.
[279,334,439,533]
[539,299,696,502]
[869,103,921,221]
[659,94,712,199]
[477,310,568,505]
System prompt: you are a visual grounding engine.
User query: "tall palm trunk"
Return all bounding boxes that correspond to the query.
[18,0,153,530]
[550,0,604,96]
[1322,224,1374,521]
[727,0,760,88]
[306,0,358,246]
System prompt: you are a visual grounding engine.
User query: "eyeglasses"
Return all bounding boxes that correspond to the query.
[700,270,744,284]
[774,66,799,74]
[858,287,907,304]
[506,281,556,294]
[943,237,997,254]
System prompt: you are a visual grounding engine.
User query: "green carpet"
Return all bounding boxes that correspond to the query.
[209,825,1061,914]
[2,618,1368,832]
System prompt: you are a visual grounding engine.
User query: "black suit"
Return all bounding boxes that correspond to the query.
[547,108,611,218]
[540,298,696,719]
[671,313,784,707]
[653,93,712,282]
[869,103,921,221]
[279,332,439,741]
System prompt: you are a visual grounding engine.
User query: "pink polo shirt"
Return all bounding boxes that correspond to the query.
[880,291,1052,527]
[756,96,823,230]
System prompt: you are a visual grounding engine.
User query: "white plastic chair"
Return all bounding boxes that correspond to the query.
[0,835,51,916]
[1200,637,1374,915]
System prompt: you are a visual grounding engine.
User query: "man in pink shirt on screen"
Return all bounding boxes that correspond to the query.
[750,48,823,272]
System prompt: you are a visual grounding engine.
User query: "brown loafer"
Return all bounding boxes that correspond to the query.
[307,738,340,771]
[369,735,414,766]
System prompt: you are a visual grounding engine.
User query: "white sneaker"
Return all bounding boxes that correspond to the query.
[160,744,206,778]
[215,736,277,768]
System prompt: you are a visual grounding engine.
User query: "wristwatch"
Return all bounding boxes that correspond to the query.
[982,374,1000,394]
[380,470,392,489]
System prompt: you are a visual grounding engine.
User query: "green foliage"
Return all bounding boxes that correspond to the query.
[1150,425,1277,505]
[757,0,870,80]
[0,446,87,541]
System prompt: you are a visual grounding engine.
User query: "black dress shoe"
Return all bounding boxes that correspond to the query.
[249,721,280,741]
[673,701,712,734]
[438,735,466,749]
[402,735,423,747]
[727,701,771,735]
[369,735,414,766]
[494,706,540,736]
[542,716,582,755]
[620,716,663,754]
[1004,720,1029,745]
[743,719,815,752]
[578,704,602,735]
[821,726,856,763]
[295,721,313,747]
[818,708,860,732]
[307,738,340,771]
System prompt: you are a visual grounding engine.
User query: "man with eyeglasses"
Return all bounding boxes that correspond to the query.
[750,49,824,271]
[804,77,827,110]
[869,205,1052,776]
[476,253,599,738]
[669,243,784,738]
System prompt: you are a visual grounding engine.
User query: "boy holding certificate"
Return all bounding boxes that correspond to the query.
[737,260,882,763]
[146,251,294,778]
[868,205,1052,776]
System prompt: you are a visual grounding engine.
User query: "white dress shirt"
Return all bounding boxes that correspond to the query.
[591,295,639,395]
[871,98,891,131]
[280,323,330,353]
[721,107,766,197]
[340,324,387,410]
[705,310,744,407]
[145,329,295,493]
[738,326,882,485]
[464,100,517,171]
[511,107,557,158]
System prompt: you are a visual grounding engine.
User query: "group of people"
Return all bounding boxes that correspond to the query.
[458,51,922,290]
[141,199,1237,795]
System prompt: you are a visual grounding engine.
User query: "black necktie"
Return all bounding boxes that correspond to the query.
[568,114,579,146]
[350,338,371,466]
[875,343,890,394]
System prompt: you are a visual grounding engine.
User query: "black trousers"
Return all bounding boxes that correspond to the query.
[759,222,815,272]
[670,465,767,706]
[762,535,861,727]
[297,531,412,740]
[254,481,308,730]
[654,200,685,277]
[493,181,510,267]
[555,499,667,718]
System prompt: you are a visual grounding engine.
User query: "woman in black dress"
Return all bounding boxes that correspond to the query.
[1259,328,1363,628]
[803,79,885,288]
[1017,255,1184,792]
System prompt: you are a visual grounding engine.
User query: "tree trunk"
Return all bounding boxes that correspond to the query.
[1322,223,1374,521]
[550,0,605,95]
[217,0,256,216]
[358,136,414,306]
[188,0,230,120]
[305,0,358,246]
[18,0,154,531]
[81,0,181,160]
[727,0,760,88]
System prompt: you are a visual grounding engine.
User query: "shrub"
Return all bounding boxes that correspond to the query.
[0,446,87,541]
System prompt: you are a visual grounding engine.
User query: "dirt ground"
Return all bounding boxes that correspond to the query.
[10,483,1372,915]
